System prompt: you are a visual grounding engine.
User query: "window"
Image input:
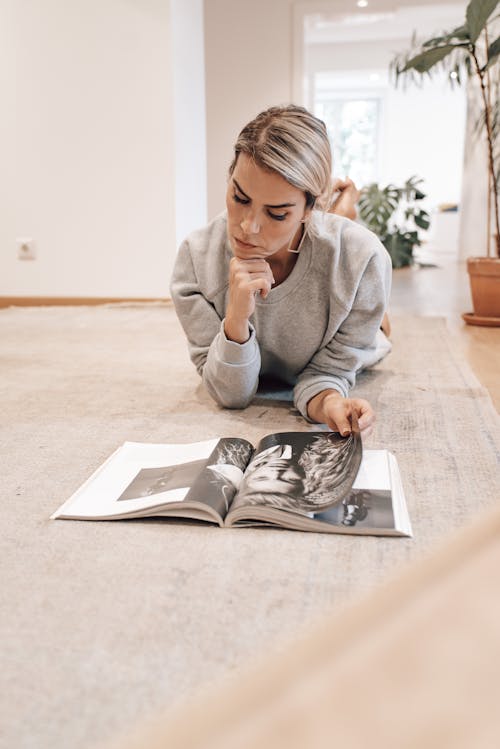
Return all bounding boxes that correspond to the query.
[313,72,384,187]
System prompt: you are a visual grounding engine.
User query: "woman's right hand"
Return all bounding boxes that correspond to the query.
[224,256,275,343]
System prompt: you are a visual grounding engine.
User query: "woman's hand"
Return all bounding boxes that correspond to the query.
[224,256,275,343]
[307,389,375,437]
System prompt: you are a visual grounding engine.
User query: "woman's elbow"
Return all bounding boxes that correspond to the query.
[212,389,254,410]
[204,378,256,410]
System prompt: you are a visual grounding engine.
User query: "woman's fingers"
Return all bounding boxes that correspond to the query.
[229,257,274,300]
[355,399,375,433]
[322,396,375,436]
[225,257,275,337]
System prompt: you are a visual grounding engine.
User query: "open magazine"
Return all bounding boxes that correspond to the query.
[51,428,412,537]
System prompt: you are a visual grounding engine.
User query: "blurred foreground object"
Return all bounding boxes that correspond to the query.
[101,502,500,749]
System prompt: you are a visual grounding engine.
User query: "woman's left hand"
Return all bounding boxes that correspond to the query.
[307,389,375,437]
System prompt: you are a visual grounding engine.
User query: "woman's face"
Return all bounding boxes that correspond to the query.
[226,153,309,260]
[242,459,303,496]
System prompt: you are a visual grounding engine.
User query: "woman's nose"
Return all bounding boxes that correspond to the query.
[240,212,260,235]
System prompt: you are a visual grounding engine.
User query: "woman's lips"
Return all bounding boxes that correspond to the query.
[233,236,257,250]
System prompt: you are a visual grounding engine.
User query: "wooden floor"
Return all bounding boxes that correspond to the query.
[390,255,500,412]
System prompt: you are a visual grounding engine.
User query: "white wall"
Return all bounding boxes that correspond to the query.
[382,75,465,208]
[459,80,491,259]
[172,0,207,247]
[204,0,293,219]
[1,0,206,298]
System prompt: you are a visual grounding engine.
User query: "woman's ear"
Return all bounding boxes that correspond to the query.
[302,207,313,223]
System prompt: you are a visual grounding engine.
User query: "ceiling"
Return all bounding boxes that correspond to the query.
[304,1,467,44]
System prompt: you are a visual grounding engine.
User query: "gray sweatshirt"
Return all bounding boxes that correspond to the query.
[170,210,392,419]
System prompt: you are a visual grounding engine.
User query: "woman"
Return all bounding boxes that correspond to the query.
[170,105,391,436]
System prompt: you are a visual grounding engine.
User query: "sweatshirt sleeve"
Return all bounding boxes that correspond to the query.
[170,238,261,409]
[293,245,392,420]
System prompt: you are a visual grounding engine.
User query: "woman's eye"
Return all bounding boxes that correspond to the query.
[232,191,286,221]
[233,193,249,205]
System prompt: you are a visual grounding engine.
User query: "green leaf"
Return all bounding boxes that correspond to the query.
[415,214,431,230]
[382,231,415,268]
[405,175,423,188]
[449,24,472,41]
[406,230,420,241]
[358,183,400,235]
[466,0,498,44]
[423,35,446,47]
[423,25,470,47]
[402,45,456,74]
[486,36,500,69]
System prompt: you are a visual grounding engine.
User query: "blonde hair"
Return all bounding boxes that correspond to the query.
[229,105,334,211]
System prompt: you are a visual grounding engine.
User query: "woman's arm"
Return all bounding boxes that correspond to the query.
[294,246,392,434]
[170,239,262,408]
[224,256,274,343]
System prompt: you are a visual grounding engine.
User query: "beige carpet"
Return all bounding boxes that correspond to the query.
[1,304,499,749]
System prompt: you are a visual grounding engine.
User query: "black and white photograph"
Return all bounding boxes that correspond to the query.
[232,431,362,514]
[181,437,253,514]
[117,460,208,502]
[315,489,394,530]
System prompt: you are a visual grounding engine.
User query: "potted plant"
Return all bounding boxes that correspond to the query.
[390,0,500,325]
[358,176,431,268]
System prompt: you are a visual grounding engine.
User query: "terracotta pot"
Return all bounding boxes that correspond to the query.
[465,256,500,324]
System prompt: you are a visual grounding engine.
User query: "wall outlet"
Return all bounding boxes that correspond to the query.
[17,238,36,261]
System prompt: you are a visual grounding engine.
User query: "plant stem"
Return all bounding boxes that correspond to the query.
[471,44,500,257]
[486,29,492,258]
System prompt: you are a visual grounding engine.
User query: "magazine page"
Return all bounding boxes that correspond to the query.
[180,437,254,518]
[51,439,223,521]
[312,450,401,532]
[387,452,413,537]
[227,447,412,537]
[228,430,362,518]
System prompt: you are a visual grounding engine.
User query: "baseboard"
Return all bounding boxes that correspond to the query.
[0,296,172,308]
